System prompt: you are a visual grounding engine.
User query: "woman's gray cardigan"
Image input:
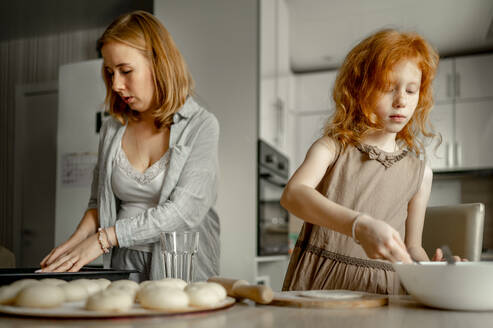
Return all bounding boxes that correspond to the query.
[87,97,220,281]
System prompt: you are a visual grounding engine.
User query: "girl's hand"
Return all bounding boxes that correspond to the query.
[355,214,412,263]
[431,248,467,262]
[38,234,103,273]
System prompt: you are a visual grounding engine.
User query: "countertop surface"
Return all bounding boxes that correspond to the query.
[1,296,492,328]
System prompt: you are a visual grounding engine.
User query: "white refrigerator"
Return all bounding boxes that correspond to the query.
[55,59,106,265]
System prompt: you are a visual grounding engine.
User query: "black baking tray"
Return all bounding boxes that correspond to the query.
[0,267,139,286]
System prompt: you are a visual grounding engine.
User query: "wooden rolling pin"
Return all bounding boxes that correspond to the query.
[207,277,274,304]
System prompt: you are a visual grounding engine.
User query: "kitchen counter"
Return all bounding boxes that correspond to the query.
[1,296,492,328]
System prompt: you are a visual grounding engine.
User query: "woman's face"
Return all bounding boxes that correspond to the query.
[373,59,422,134]
[101,41,156,114]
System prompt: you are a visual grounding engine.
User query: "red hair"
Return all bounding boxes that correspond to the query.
[325,29,439,155]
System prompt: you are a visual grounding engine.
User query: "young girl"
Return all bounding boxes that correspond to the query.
[39,11,220,282]
[281,29,441,294]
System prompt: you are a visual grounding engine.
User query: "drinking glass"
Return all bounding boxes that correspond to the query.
[160,230,199,283]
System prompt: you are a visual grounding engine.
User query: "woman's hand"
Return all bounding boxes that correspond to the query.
[355,214,412,263]
[431,248,467,262]
[38,234,103,273]
[40,233,87,268]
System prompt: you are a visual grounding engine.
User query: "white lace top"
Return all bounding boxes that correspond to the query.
[111,137,170,252]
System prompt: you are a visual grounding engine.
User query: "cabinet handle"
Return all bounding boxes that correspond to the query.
[455,73,460,98]
[274,98,284,147]
[447,74,453,98]
[454,142,462,167]
[446,142,453,167]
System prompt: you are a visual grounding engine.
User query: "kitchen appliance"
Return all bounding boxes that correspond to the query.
[257,140,290,256]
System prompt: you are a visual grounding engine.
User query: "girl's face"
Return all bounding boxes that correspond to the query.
[101,41,156,114]
[374,60,422,134]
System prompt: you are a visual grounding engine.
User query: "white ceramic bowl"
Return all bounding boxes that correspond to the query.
[393,261,493,311]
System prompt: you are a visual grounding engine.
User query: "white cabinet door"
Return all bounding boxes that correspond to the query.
[260,0,276,78]
[455,100,493,168]
[426,103,454,169]
[295,71,337,112]
[260,77,278,147]
[259,0,292,153]
[455,54,493,100]
[433,58,454,103]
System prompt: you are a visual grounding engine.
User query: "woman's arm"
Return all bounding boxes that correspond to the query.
[281,137,412,263]
[405,164,433,261]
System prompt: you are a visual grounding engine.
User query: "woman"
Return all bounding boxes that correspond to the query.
[40,11,220,282]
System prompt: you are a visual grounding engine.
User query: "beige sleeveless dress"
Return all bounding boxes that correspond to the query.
[282,142,425,294]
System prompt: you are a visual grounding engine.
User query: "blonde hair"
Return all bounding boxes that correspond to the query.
[325,29,439,155]
[97,10,194,129]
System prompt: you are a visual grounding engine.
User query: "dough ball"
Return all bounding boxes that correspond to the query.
[0,285,19,305]
[85,289,133,312]
[40,278,68,286]
[10,279,41,291]
[156,278,187,290]
[185,282,226,307]
[139,286,189,310]
[94,278,111,290]
[108,279,139,291]
[60,282,89,302]
[136,279,186,303]
[70,279,101,296]
[107,280,139,299]
[15,284,64,308]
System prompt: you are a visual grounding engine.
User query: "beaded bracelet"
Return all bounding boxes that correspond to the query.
[101,227,113,248]
[351,213,362,245]
[97,228,111,254]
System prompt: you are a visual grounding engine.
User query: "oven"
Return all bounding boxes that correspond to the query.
[257,139,290,256]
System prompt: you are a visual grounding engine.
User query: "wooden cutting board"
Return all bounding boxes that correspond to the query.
[268,290,388,309]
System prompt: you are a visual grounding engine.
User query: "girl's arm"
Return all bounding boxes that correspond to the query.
[281,137,412,263]
[404,164,433,261]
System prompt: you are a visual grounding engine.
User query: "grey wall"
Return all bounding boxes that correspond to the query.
[154,0,259,281]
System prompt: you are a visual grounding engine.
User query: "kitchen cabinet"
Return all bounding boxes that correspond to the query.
[455,100,493,168]
[427,53,493,170]
[455,54,493,100]
[259,0,292,154]
[289,71,336,169]
[295,70,337,112]
[426,103,454,169]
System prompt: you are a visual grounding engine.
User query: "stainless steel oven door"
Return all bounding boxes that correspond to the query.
[258,169,289,256]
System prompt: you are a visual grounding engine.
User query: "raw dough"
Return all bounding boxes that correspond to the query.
[0,285,19,305]
[15,284,65,308]
[40,278,68,286]
[95,278,111,290]
[60,281,89,302]
[69,279,101,296]
[85,289,133,312]
[107,279,140,299]
[185,282,226,307]
[139,286,189,310]
[140,278,187,290]
[10,279,41,291]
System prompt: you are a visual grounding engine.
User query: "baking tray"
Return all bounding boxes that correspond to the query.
[0,267,139,286]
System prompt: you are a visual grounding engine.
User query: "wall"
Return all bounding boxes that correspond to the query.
[154,0,259,282]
